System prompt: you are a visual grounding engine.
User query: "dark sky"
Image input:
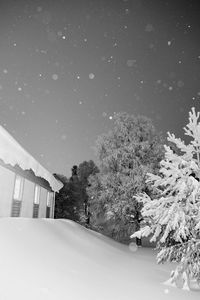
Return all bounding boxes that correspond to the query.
[0,0,199,177]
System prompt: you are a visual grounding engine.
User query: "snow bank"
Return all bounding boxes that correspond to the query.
[0,218,199,300]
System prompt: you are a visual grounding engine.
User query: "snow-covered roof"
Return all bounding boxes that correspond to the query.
[0,125,63,192]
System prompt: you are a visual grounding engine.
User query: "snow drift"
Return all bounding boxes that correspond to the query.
[0,218,199,300]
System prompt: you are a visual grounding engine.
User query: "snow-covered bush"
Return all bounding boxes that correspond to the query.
[131,107,200,290]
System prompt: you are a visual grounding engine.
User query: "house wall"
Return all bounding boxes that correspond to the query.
[50,192,55,218]
[0,164,15,217]
[38,187,48,218]
[0,162,55,218]
[21,179,35,217]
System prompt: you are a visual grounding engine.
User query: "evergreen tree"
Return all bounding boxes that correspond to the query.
[87,112,164,243]
[54,162,99,225]
[77,160,99,225]
[131,107,200,290]
[54,166,84,222]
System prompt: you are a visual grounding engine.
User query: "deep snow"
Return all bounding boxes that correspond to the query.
[0,218,199,300]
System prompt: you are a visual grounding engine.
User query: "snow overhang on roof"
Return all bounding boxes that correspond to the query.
[0,125,63,192]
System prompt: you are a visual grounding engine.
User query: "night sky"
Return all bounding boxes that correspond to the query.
[0,0,199,177]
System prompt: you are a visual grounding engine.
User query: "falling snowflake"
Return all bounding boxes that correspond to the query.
[21,111,26,115]
[128,242,138,252]
[61,134,67,141]
[149,43,155,50]
[37,6,42,12]
[62,36,66,40]
[109,116,113,120]
[167,40,172,46]
[77,75,80,79]
[89,73,95,79]
[41,49,47,54]
[52,74,58,80]
[168,86,173,91]
[57,31,63,36]
[177,80,184,88]
[3,69,8,74]
[84,38,87,42]
[18,87,22,91]
[107,57,113,63]
[145,24,154,32]
[126,59,136,67]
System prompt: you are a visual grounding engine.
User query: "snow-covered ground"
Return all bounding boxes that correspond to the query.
[0,218,199,300]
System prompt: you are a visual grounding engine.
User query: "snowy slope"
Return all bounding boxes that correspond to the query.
[0,218,199,300]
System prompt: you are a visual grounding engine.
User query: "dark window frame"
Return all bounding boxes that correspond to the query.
[32,184,40,218]
[11,175,24,217]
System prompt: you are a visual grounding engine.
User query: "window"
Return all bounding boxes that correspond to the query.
[13,175,24,201]
[46,192,51,218]
[11,175,24,217]
[47,192,51,207]
[34,185,40,204]
[33,185,40,218]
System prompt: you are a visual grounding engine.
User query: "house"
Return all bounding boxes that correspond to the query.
[0,125,63,218]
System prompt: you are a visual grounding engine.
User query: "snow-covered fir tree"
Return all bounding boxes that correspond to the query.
[131,107,200,290]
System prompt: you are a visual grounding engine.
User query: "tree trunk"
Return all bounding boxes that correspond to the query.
[135,219,142,246]
[85,202,90,226]
[136,236,142,246]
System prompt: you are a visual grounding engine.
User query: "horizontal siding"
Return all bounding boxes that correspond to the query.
[46,206,50,218]
[0,165,15,217]
[33,204,39,218]
[11,200,22,217]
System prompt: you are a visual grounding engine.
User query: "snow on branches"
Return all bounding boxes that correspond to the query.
[131,107,200,290]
